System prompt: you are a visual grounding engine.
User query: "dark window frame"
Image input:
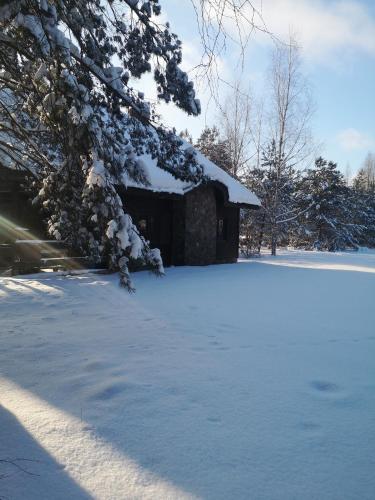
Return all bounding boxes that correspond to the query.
[217,217,228,241]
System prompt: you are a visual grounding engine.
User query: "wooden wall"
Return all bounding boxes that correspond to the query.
[0,165,46,243]
[124,189,179,267]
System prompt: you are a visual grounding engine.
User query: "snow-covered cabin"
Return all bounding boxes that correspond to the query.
[121,150,260,266]
[0,150,260,265]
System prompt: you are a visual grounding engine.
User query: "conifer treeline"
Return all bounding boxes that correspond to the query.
[195,127,375,254]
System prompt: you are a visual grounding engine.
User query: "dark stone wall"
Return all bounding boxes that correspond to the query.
[184,185,217,265]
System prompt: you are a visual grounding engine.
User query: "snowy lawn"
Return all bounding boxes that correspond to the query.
[1,249,375,500]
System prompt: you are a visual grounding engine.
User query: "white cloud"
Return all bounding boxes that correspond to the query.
[336,128,375,150]
[249,0,375,64]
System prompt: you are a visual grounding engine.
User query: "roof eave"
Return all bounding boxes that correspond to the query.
[229,201,262,210]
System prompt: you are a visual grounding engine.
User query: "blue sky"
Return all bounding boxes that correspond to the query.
[140,0,375,175]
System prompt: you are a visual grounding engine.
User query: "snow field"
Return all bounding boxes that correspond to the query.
[0,249,374,499]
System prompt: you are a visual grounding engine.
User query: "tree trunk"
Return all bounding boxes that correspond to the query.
[271,226,277,256]
[271,238,277,256]
[257,213,266,254]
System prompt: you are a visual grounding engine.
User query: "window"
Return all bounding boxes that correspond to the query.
[217,218,228,240]
[137,215,154,241]
[138,218,147,233]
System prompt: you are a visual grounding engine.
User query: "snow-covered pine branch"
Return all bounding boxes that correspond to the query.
[0,0,203,289]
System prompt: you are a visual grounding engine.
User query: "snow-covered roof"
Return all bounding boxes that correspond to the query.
[126,148,261,207]
[125,153,192,195]
[0,98,260,206]
[193,148,261,207]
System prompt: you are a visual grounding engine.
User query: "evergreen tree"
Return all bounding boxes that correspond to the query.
[242,140,300,255]
[353,169,369,193]
[351,190,375,248]
[0,0,202,289]
[353,152,375,194]
[351,157,375,247]
[292,157,365,251]
[195,126,233,175]
[239,204,266,256]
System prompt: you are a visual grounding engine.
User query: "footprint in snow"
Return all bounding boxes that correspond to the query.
[84,360,105,371]
[165,386,181,396]
[92,382,127,401]
[207,416,221,423]
[298,421,320,431]
[311,380,340,393]
[55,463,66,470]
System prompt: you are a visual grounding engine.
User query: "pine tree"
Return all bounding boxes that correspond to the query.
[351,190,375,248]
[195,126,233,175]
[353,152,375,194]
[242,140,300,255]
[0,0,202,289]
[293,157,365,251]
[352,156,375,247]
[239,204,266,256]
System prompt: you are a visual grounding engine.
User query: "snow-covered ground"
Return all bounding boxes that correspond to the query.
[1,249,374,500]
